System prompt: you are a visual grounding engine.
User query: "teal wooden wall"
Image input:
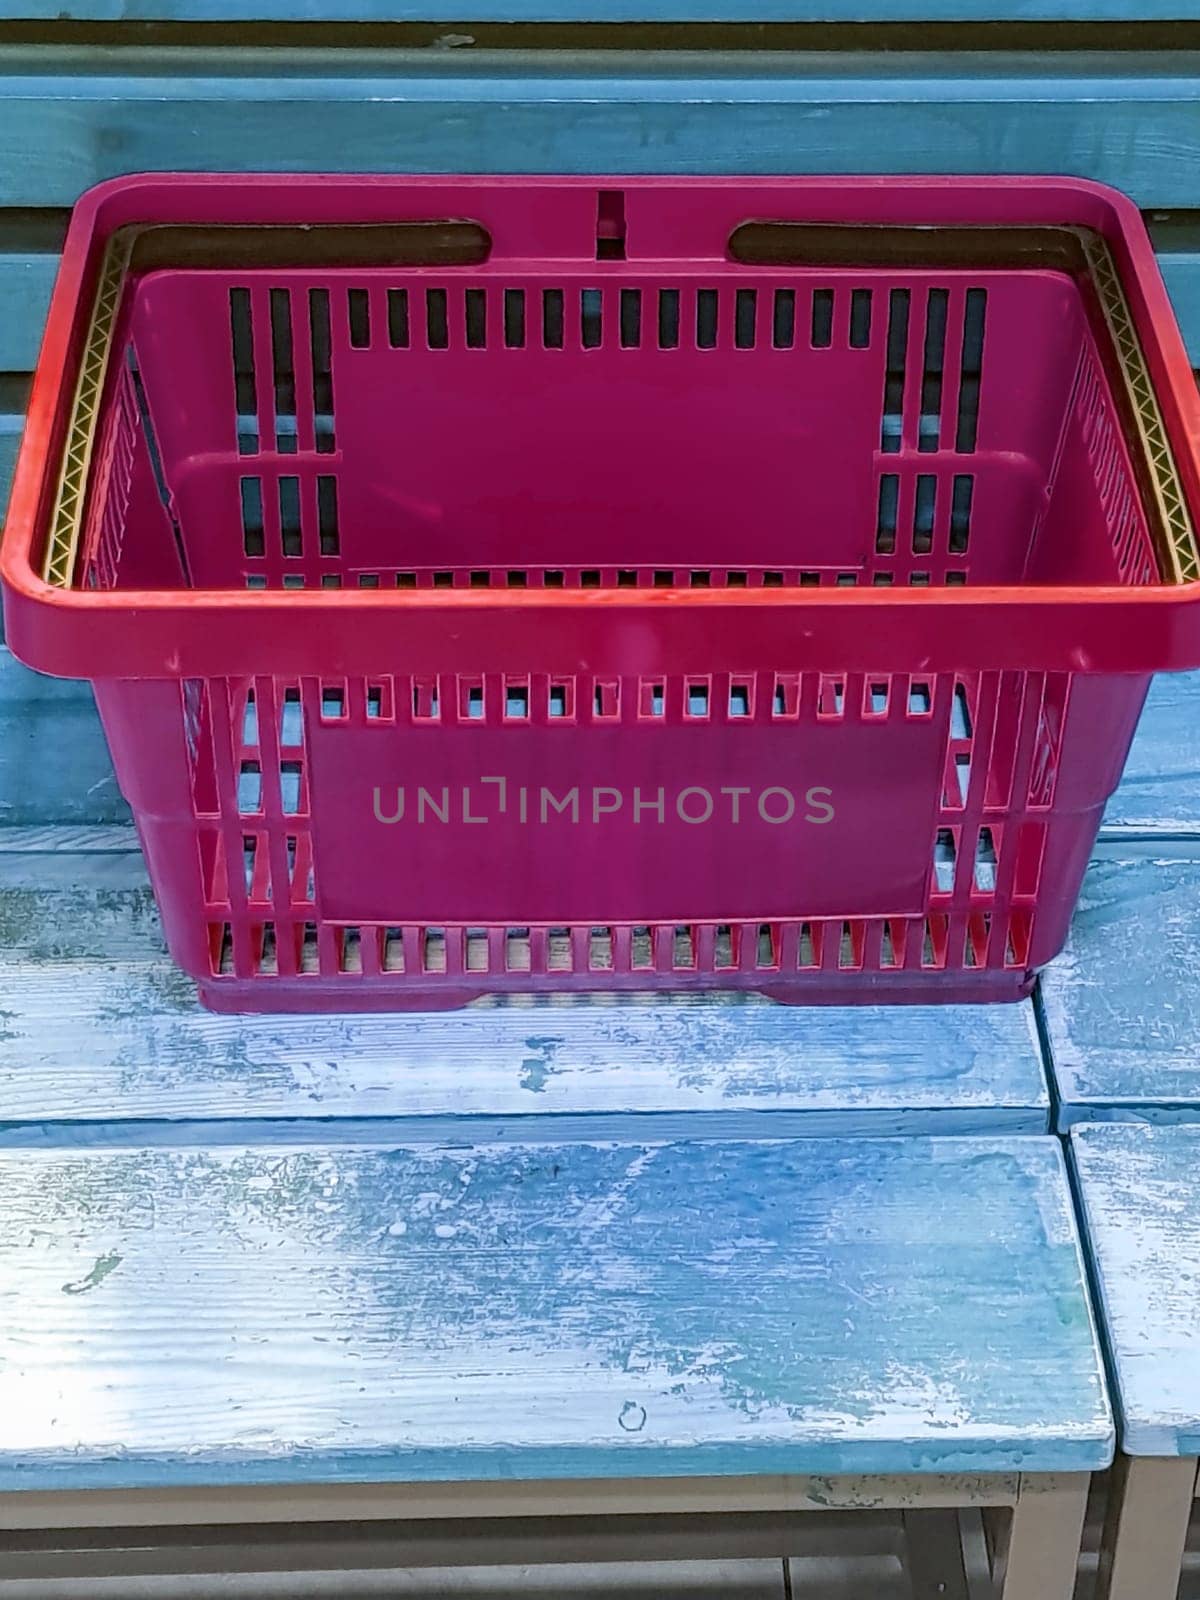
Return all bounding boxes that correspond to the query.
[1,8,1199,503]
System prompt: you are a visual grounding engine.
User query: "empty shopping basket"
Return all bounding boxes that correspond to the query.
[5,173,1200,1011]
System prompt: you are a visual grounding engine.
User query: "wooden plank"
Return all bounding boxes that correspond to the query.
[2,1564,786,1599]
[0,411,23,519]
[0,1473,1022,1529]
[0,269,47,375]
[4,2,1199,20]
[0,1133,1112,1488]
[0,824,138,853]
[1158,250,1200,366]
[3,250,1200,385]
[1093,1455,1198,1600]
[1071,1122,1200,1455]
[0,51,1197,209]
[0,645,1041,1139]
[0,648,129,828]
[1040,852,1200,1125]
[1101,671,1200,838]
[0,253,53,371]
[0,643,1049,1145]
[0,865,1050,1134]
[0,643,1045,1139]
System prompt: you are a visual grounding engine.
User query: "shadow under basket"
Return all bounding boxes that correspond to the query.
[5,174,1200,1011]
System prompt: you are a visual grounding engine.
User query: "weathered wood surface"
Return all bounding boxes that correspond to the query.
[0,870,1051,1136]
[1040,853,1200,1126]
[0,642,1050,1136]
[5,1,1198,18]
[0,1133,1112,1489]
[1100,671,1200,839]
[1071,1122,1200,1456]
[0,49,1198,210]
[1042,663,1200,1121]
[0,650,129,830]
[0,253,1198,388]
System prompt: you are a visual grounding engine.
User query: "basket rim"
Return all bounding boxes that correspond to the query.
[7,171,1200,677]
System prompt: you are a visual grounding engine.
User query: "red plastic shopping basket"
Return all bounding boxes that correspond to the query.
[5,173,1200,1012]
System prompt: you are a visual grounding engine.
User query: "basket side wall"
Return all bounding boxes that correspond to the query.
[89,666,1149,1007]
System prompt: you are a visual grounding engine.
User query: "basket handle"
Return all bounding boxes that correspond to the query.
[423,187,756,265]
[127,222,493,272]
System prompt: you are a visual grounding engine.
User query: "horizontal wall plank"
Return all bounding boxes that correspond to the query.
[2,249,1200,386]
[5,3,1200,20]
[0,648,130,828]
[1162,252,1200,362]
[0,253,53,370]
[0,411,22,516]
[0,51,1197,208]
[0,73,1197,371]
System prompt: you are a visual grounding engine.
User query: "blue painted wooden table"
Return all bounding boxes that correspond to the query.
[0,1121,1109,1594]
[0,638,1096,1599]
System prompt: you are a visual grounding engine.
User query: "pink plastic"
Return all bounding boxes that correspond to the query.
[4,174,1200,1010]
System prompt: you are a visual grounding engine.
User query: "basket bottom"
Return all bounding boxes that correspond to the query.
[194,967,1037,1014]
